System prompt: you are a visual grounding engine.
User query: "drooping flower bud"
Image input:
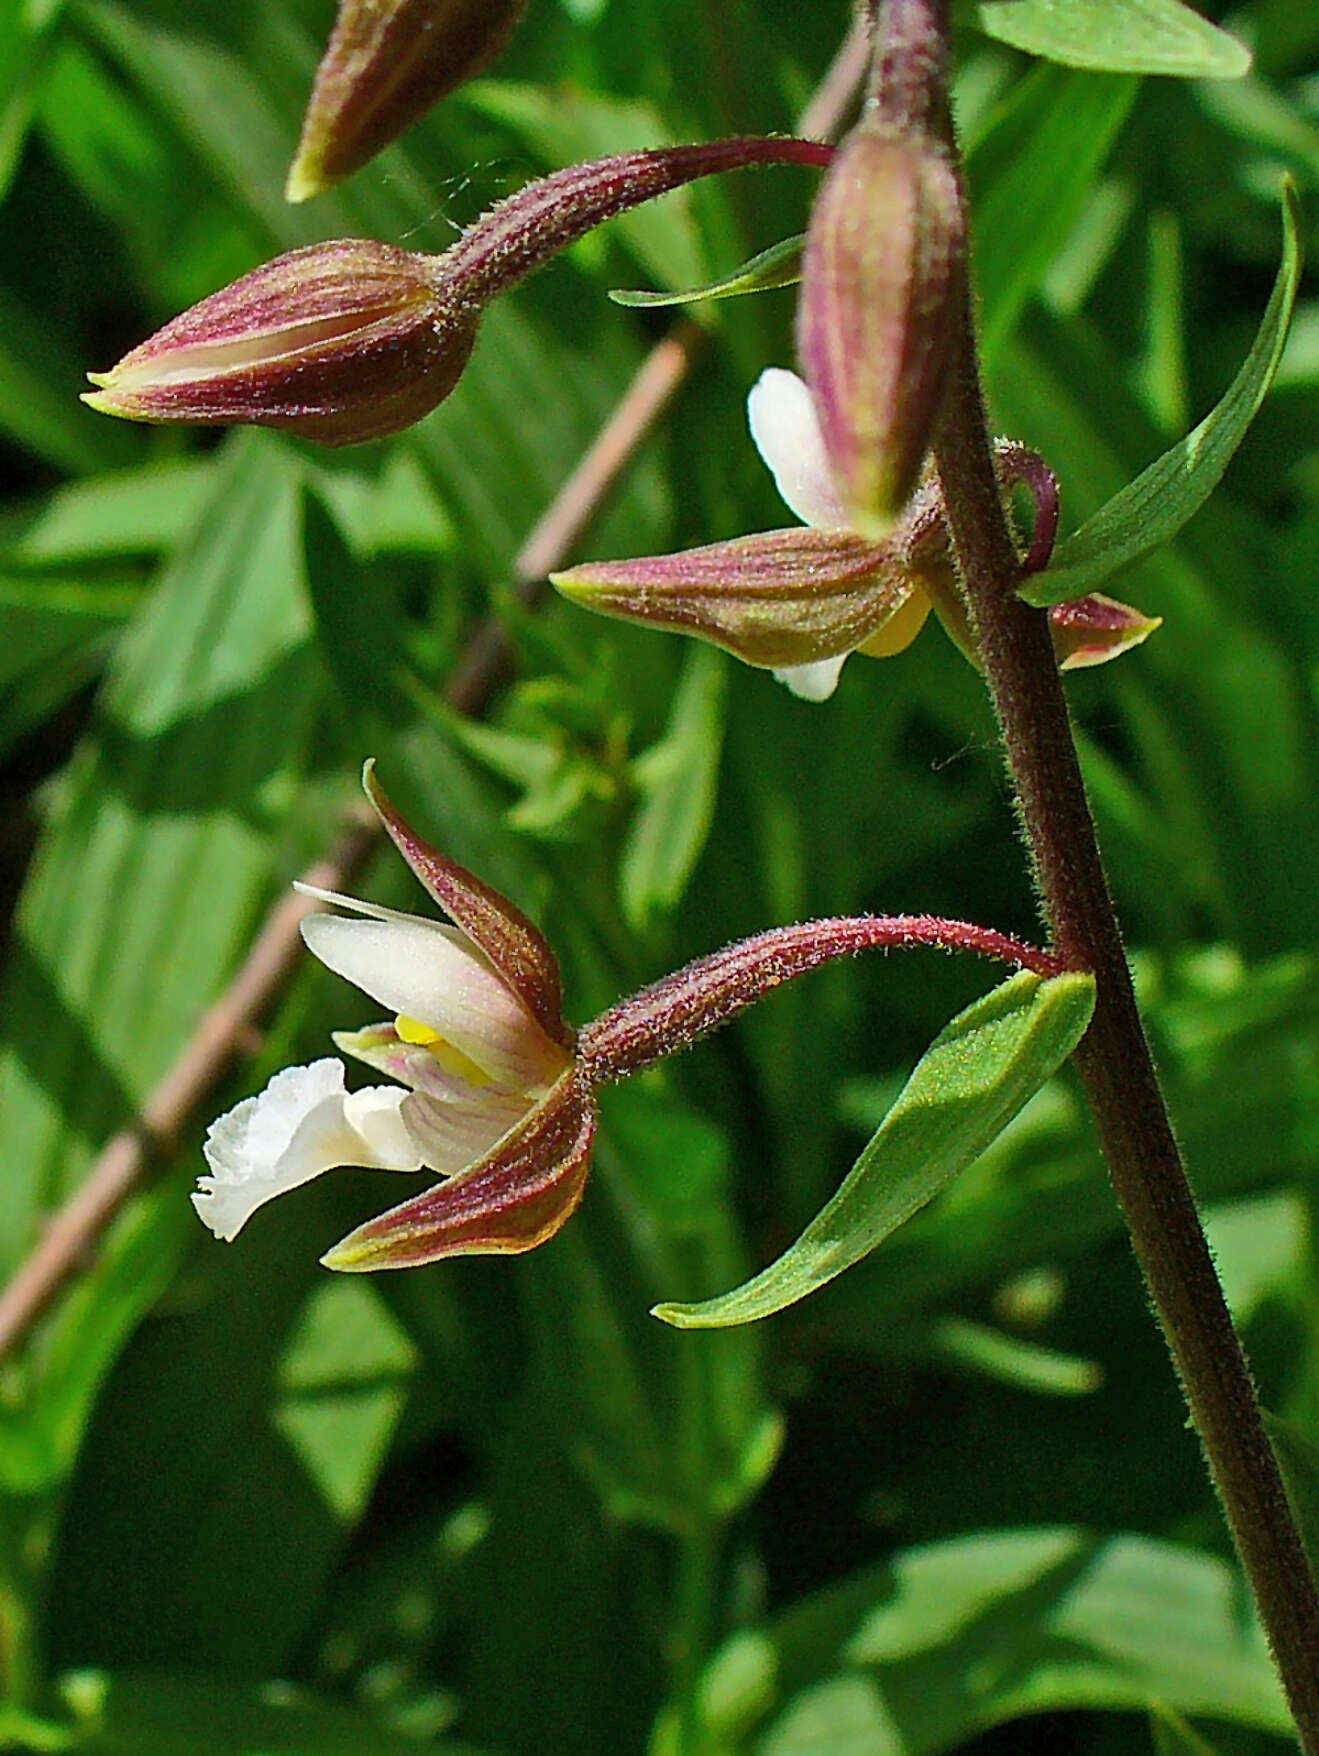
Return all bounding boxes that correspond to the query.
[287,0,528,204]
[796,118,964,538]
[82,239,476,445]
[86,136,831,446]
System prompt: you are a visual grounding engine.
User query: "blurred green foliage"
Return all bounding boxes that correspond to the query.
[0,1,1317,1752]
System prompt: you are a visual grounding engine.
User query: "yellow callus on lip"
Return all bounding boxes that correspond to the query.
[395,1014,493,1087]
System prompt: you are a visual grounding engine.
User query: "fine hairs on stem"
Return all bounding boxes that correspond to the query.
[873,0,1319,1739]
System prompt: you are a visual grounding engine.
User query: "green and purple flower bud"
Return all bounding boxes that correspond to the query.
[83,239,477,445]
[86,136,831,446]
[796,118,964,538]
[287,0,528,203]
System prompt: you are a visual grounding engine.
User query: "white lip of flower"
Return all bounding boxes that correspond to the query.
[192,884,572,1242]
[746,365,929,702]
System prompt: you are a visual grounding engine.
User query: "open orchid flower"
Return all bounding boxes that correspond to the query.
[554,368,1158,702]
[194,764,594,1270]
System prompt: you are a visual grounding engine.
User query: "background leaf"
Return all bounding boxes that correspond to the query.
[976,0,1251,78]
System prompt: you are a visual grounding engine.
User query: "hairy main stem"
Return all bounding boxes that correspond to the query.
[934,271,1319,1747]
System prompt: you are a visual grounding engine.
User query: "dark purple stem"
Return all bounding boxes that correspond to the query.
[926,88,1319,1756]
[579,914,1059,1083]
[441,136,834,307]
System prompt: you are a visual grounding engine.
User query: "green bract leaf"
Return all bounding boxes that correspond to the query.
[977,0,1250,78]
[1024,180,1302,607]
[654,969,1095,1329]
[609,233,804,309]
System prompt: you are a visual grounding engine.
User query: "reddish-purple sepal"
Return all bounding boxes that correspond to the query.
[321,1069,596,1270]
[362,761,569,1048]
[1049,593,1162,669]
[553,527,918,668]
[288,0,528,203]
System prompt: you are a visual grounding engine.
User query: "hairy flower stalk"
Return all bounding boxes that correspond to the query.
[85,135,831,445]
[194,768,1055,1269]
[288,0,529,203]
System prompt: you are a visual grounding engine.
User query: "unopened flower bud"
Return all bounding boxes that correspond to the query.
[796,119,964,538]
[87,136,830,446]
[83,239,476,446]
[287,0,528,204]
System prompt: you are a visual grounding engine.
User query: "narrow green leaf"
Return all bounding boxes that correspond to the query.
[929,1314,1103,1396]
[621,644,726,929]
[0,434,317,1491]
[977,0,1250,78]
[654,970,1096,1328]
[1,461,215,567]
[0,0,66,202]
[609,233,804,309]
[1025,181,1302,606]
[967,66,1139,365]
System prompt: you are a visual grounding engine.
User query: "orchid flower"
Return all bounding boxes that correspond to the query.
[194,765,594,1270]
[554,367,1159,702]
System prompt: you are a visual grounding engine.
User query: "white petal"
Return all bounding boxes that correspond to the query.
[747,367,848,530]
[772,654,849,701]
[301,912,566,1092]
[401,1086,533,1176]
[194,1059,422,1241]
[293,882,426,927]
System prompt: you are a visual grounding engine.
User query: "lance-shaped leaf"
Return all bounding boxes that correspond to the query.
[1024,180,1301,607]
[553,527,917,670]
[287,0,528,203]
[653,970,1095,1328]
[322,1069,597,1270]
[610,233,805,309]
[363,760,569,1047]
